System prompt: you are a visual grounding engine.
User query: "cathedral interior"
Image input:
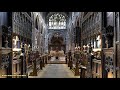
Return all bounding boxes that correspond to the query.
[0,12,120,78]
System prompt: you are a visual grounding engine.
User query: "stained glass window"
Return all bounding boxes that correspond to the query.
[48,13,66,29]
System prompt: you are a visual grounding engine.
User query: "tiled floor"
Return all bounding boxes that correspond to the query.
[28,64,80,78]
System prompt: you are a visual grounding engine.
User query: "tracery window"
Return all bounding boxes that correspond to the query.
[48,13,66,29]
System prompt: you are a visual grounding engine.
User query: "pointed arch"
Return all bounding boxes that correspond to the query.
[35,15,39,29]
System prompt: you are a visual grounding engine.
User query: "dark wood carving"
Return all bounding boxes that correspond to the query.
[30,52,35,61]
[105,56,113,73]
[103,48,114,78]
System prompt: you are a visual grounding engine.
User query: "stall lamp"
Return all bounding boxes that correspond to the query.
[75,47,78,51]
[28,44,30,47]
[83,45,86,48]
[78,46,80,49]
[20,53,24,56]
[13,48,21,52]
[87,44,89,48]
[97,35,100,40]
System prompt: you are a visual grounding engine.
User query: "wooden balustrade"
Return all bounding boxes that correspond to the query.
[80,65,87,78]
[39,56,43,70]
[92,59,102,78]
[65,55,67,64]
[75,61,80,76]
[42,56,45,67]
[29,51,40,76]
[69,56,73,69]
[45,55,48,64]
[32,60,37,76]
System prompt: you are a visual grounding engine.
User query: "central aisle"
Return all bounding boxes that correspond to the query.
[29,64,80,78]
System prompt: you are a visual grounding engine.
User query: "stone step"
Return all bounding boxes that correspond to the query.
[48,61,66,64]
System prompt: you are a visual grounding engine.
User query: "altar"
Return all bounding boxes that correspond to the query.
[50,50,64,56]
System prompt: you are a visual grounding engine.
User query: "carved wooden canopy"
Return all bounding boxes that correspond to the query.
[51,36,63,45]
[106,25,114,36]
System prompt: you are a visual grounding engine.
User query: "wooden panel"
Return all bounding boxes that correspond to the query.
[103,48,114,78]
[0,26,2,67]
[92,59,102,78]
